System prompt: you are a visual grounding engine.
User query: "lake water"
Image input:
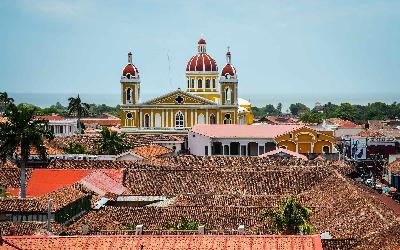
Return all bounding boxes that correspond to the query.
[9,92,400,111]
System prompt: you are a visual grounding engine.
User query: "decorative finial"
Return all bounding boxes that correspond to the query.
[226,46,231,64]
[128,52,132,64]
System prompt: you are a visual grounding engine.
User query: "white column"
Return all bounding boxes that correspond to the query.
[206,109,209,124]
[166,110,169,128]
[185,110,188,128]
[194,110,197,125]
[217,112,220,124]
[191,109,194,127]
[150,110,154,127]
[170,110,173,128]
[161,110,164,128]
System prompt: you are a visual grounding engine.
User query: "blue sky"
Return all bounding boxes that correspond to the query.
[1,0,400,101]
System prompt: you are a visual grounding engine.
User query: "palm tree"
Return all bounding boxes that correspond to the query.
[97,127,131,155]
[261,196,316,235]
[0,92,14,114]
[63,142,87,154]
[67,94,90,133]
[0,97,54,198]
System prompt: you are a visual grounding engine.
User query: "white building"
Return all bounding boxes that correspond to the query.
[188,124,301,156]
[36,115,78,137]
[321,118,364,138]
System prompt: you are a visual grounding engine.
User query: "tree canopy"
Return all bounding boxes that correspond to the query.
[97,127,131,155]
[261,196,316,235]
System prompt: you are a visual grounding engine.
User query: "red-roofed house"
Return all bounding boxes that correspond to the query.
[0,235,323,250]
[189,124,335,157]
[322,118,364,137]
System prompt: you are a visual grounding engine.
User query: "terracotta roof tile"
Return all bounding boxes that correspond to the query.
[133,145,173,158]
[1,235,323,250]
[326,118,360,129]
[260,148,308,160]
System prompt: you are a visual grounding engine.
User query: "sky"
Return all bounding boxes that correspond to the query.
[0,0,400,106]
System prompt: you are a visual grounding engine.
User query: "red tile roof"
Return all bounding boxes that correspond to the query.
[79,170,126,196]
[191,124,304,139]
[133,145,173,158]
[23,169,92,197]
[260,148,308,161]
[1,235,323,250]
[80,118,120,126]
[35,115,66,121]
[326,118,360,129]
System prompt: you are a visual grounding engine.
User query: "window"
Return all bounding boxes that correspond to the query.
[210,114,216,124]
[212,79,216,88]
[289,133,293,139]
[191,79,195,88]
[175,111,184,128]
[126,73,131,79]
[187,80,190,88]
[144,114,150,128]
[225,87,231,104]
[154,113,161,127]
[205,79,210,88]
[205,146,208,155]
[241,145,247,156]
[259,146,265,155]
[322,145,330,154]
[126,88,132,103]
[126,112,133,119]
[224,113,232,124]
[198,79,202,89]
[224,145,230,155]
[197,113,205,124]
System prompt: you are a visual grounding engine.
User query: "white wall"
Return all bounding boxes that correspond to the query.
[188,131,211,156]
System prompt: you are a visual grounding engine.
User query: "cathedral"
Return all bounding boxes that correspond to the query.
[119,38,253,133]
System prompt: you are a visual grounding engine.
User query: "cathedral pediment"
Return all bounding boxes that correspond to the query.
[143,89,217,106]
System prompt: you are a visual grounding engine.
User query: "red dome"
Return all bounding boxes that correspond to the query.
[186,54,218,72]
[221,64,236,77]
[122,64,139,77]
[198,38,206,44]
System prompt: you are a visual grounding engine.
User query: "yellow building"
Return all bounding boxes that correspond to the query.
[275,127,335,154]
[120,38,253,133]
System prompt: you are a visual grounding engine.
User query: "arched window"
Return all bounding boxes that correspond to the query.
[198,79,202,89]
[225,87,232,104]
[175,111,184,128]
[212,79,216,88]
[322,145,330,154]
[224,113,232,124]
[126,112,134,127]
[187,80,190,88]
[126,73,131,79]
[191,79,195,88]
[197,113,205,124]
[210,114,216,124]
[205,79,210,88]
[144,114,150,128]
[126,88,132,103]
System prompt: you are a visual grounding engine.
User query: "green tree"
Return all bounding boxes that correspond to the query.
[334,103,355,121]
[64,142,87,154]
[321,102,338,118]
[97,127,131,155]
[167,217,199,230]
[289,103,310,116]
[0,94,54,198]
[300,111,323,124]
[276,102,283,114]
[67,95,90,133]
[0,92,14,114]
[261,196,316,235]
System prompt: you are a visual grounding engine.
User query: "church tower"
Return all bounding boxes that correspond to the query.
[219,48,238,106]
[185,38,219,102]
[121,52,140,105]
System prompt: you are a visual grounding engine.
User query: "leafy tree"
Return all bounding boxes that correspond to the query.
[300,111,323,124]
[289,103,310,116]
[0,92,14,114]
[97,127,131,155]
[276,102,283,114]
[64,142,87,154]
[321,102,338,118]
[67,95,90,133]
[334,103,355,122]
[167,217,199,230]
[0,94,54,198]
[261,196,316,235]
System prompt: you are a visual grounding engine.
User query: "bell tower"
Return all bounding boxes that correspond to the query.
[121,52,140,105]
[220,48,238,106]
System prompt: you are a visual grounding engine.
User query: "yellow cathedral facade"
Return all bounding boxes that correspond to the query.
[120,38,253,133]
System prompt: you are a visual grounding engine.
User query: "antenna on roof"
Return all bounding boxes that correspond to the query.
[167,50,173,89]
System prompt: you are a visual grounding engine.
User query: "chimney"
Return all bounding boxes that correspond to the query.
[238,225,245,235]
[198,225,205,235]
[135,224,143,235]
